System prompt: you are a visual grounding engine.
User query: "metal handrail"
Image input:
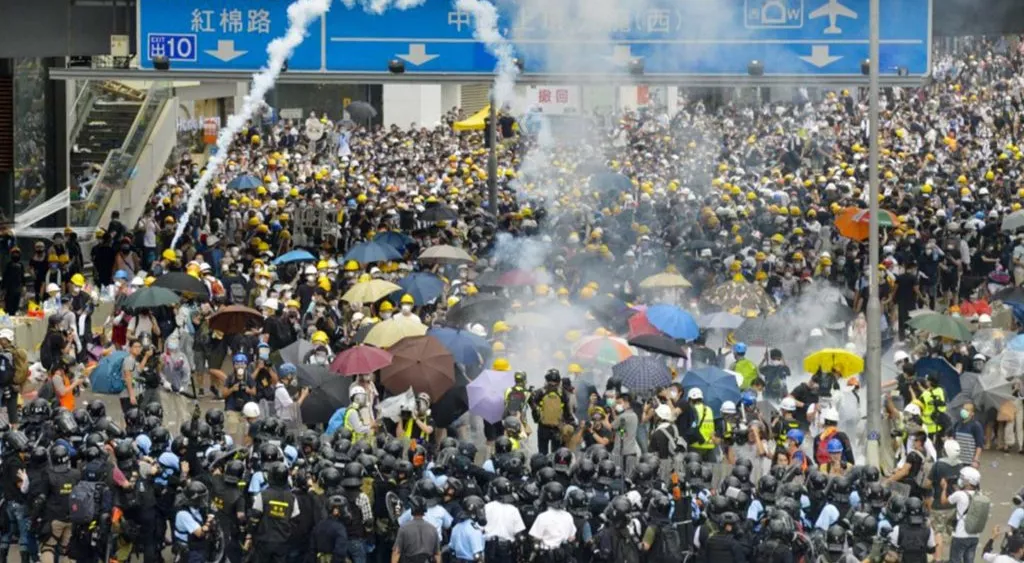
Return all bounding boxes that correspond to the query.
[67,82,100,147]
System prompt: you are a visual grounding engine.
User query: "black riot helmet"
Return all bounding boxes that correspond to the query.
[73,408,93,429]
[184,480,209,509]
[328,495,350,520]
[758,474,779,503]
[4,431,29,453]
[142,402,163,421]
[319,466,342,490]
[826,524,848,554]
[604,496,632,525]
[223,459,246,485]
[573,459,596,484]
[494,436,514,455]
[541,481,566,509]
[266,462,290,488]
[86,401,106,420]
[343,462,365,488]
[113,439,136,463]
[205,408,225,428]
[462,495,487,525]
[49,444,71,467]
[767,517,793,541]
[489,477,515,501]
[536,467,558,486]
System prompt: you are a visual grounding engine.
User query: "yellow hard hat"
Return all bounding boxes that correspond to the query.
[318,277,331,292]
[985,170,995,181]
[793,227,804,236]
[565,329,581,342]
[356,194,368,204]
[447,296,460,308]
[492,320,510,333]
[317,260,329,271]
[400,294,414,305]
[492,358,510,371]
[957,175,968,185]
[755,251,766,261]
[535,284,549,296]
[311,331,329,345]
[771,233,785,243]
[789,205,800,215]
[792,251,804,261]
[250,134,261,144]
[285,299,300,310]
[568,363,583,374]
[492,341,506,353]
[921,184,933,194]
[162,249,177,261]
[778,207,789,216]
[730,261,742,272]
[379,301,394,312]
[144,276,156,287]
[344,260,359,272]
[70,273,86,287]
[256,186,267,196]
[960,187,971,197]
[248,217,260,227]
[821,257,833,266]
[755,271,768,281]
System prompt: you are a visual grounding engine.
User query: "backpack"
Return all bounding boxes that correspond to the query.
[910,450,934,489]
[230,282,246,305]
[37,377,56,403]
[326,407,348,436]
[504,387,528,418]
[11,349,28,386]
[89,351,129,395]
[537,391,564,427]
[962,491,991,535]
[650,523,684,563]
[0,351,14,387]
[69,481,100,524]
[815,427,839,465]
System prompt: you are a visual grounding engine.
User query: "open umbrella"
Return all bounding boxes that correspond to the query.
[279,340,315,367]
[640,272,692,289]
[300,375,351,425]
[628,334,686,358]
[372,231,414,252]
[467,369,516,423]
[992,286,1024,305]
[227,174,261,190]
[645,304,700,341]
[445,294,507,327]
[834,207,899,241]
[1002,209,1024,232]
[573,335,634,365]
[908,312,973,341]
[431,385,469,428]
[363,319,428,349]
[342,279,402,304]
[378,388,417,423]
[344,241,402,264]
[496,269,537,287]
[628,312,660,338]
[122,287,180,311]
[397,273,445,305]
[589,294,631,322]
[698,312,745,330]
[330,345,393,376]
[427,327,490,368]
[732,315,792,347]
[682,366,742,414]
[914,357,962,400]
[701,280,776,317]
[948,372,981,411]
[974,366,1018,412]
[272,249,316,265]
[380,335,455,401]
[590,172,633,193]
[295,363,334,389]
[803,348,864,377]
[612,356,672,392]
[420,205,459,223]
[208,305,263,335]
[346,101,378,121]
[419,244,474,265]
[152,272,210,299]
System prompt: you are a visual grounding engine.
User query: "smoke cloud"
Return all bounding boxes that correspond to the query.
[172,0,332,249]
[344,0,428,15]
[456,0,519,107]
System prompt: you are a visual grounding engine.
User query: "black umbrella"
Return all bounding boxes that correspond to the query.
[122,287,180,312]
[445,294,508,327]
[301,376,351,425]
[152,272,211,299]
[628,334,687,358]
[354,323,374,344]
[347,101,378,122]
[280,339,315,367]
[993,286,1024,305]
[420,205,458,223]
[589,295,631,324]
[612,356,672,392]
[430,385,468,428]
[295,364,335,389]
[733,316,792,347]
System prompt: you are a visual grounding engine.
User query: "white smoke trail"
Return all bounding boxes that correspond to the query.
[455,0,519,108]
[171,0,331,249]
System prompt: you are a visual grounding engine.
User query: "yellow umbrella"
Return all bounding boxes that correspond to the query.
[342,279,402,304]
[363,318,428,348]
[639,272,692,289]
[803,348,864,378]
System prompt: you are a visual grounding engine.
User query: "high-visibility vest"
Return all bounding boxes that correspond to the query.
[344,409,372,443]
[776,419,801,448]
[509,436,521,451]
[691,404,716,451]
[402,418,415,439]
[921,390,939,433]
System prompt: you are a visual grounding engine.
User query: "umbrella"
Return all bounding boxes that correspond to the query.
[208,305,263,334]
[379,388,417,422]
[701,280,777,317]
[363,319,428,348]
[645,304,700,341]
[431,385,469,428]
[445,294,508,327]
[698,312,745,330]
[496,269,536,287]
[628,334,686,358]
[467,369,516,423]
[347,100,378,121]
[948,372,981,411]
[681,366,742,414]
[272,249,316,265]
[397,273,445,305]
[628,312,661,338]
[342,279,403,304]
[640,272,693,289]
[972,328,1010,358]
[1002,209,1024,232]
[372,231,414,252]
[280,340,315,367]
[419,244,474,265]
[420,205,459,223]
[295,364,334,388]
[908,312,973,341]
[300,375,351,425]
[993,286,1024,305]
[612,356,672,392]
[974,366,1018,412]
[590,172,633,192]
[573,336,634,365]
[152,272,210,299]
[344,240,403,264]
[353,322,375,344]
[122,287,180,311]
[427,327,490,368]
[330,345,393,376]
[914,357,962,400]
[588,295,631,325]
[732,315,791,347]
[834,207,900,241]
[1010,334,1024,352]
[803,348,864,377]
[227,174,262,190]
[507,312,548,328]
[380,335,456,401]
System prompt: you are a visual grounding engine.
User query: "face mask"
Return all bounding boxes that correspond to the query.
[316,306,326,314]
[71,286,81,294]
[167,341,178,351]
[615,404,625,413]
[258,349,270,360]
[401,304,413,313]
[605,397,616,408]
[960,409,970,420]
[669,390,679,400]
[315,354,327,364]
[381,312,392,320]
[236,367,245,376]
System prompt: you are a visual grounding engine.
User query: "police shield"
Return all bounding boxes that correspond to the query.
[385,491,404,522]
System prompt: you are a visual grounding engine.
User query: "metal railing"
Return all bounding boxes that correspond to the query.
[69,81,172,228]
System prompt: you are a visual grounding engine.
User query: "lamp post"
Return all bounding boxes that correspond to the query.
[487,93,497,215]
[865,0,883,467]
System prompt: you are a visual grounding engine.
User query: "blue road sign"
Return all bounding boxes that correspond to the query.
[138,0,931,76]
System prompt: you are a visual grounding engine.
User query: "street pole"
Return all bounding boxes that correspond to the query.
[487,93,498,215]
[865,0,883,467]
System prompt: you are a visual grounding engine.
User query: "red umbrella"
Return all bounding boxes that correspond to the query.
[628,312,660,339]
[497,269,537,287]
[330,345,393,376]
[380,335,455,402]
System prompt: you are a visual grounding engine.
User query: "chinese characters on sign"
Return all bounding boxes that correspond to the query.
[445,7,681,34]
[528,86,579,115]
[191,9,271,34]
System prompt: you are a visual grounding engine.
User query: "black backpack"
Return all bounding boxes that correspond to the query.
[0,351,15,387]
[69,481,100,525]
[650,523,684,563]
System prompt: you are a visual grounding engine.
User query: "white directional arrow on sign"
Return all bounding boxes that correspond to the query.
[607,45,633,65]
[800,45,842,68]
[396,44,439,66]
[206,40,248,62]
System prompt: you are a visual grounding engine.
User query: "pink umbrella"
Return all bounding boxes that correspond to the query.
[628,312,661,339]
[330,345,393,376]
[497,269,537,287]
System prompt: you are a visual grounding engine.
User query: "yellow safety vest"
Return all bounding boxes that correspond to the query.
[402,418,415,439]
[921,389,938,434]
[691,404,716,450]
[776,419,801,448]
[344,409,372,444]
[509,436,521,451]
[932,387,947,413]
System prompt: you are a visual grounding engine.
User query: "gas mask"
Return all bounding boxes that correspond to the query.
[258,348,270,361]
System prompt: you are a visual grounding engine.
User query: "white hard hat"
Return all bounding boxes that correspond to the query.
[904,403,922,416]
[46,283,60,294]
[349,385,367,399]
[720,401,737,415]
[809,328,824,337]
[0,329,13,343]
[655,404,675,421]
[242,402,261,418]
[131,276,145,287]
[944,439,961,459]
[822,407,839,422]
[687,388,704,401]
[304,265,317,275]
[959,466,981,487]
[262,298,280,311]
[199,262,211,273]
[893,350,910,363]
[780,397,797,411]
[469,323,487,338]
[978,314,992,323]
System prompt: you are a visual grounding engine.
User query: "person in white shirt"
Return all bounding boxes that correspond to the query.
[529,482,576,558]
[942,466,985,563]
[484,477,526,563]
[272,363,308,425]
[983,526,1024,563]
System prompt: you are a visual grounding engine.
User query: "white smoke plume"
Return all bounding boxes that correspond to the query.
[172,0,332,249]
[343,0,427,15]
[456,0,519,108]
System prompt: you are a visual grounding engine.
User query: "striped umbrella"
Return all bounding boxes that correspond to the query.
[834,207,899,241]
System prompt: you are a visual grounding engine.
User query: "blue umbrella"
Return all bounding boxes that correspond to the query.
[427,327,490,368]
[914,357,962,400]
[397,272,446,305]
[227,174,262,190]
[646,304,700,341]
[682,366,742,415]
[272,249,316,265]
[344,241,402,264]
[373,231,414,252]
[1009,334,1024,352]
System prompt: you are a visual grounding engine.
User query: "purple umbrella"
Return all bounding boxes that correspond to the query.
[467,369,516,423]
